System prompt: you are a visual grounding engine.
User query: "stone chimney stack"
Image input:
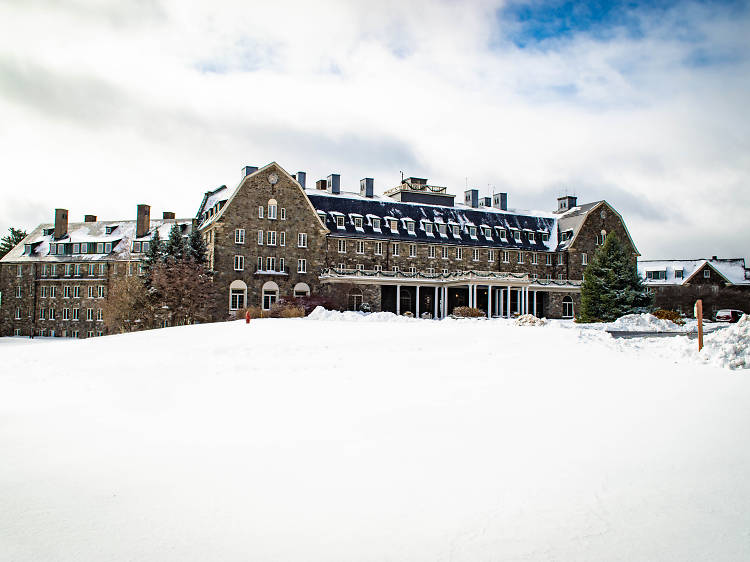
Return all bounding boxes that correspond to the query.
[360,178,374,198]
[84,214,97,223]
[54,209,68,239]
[296,171,306,189]
[136,204,151,238]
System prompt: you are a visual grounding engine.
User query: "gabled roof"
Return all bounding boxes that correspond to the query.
[557,200,640,255]
[638,258,750,286]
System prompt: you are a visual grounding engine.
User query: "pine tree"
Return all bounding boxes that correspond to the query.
[186,227,207,265]
[142,228,165,281]
[164,223,185,262]
[579,232,652,322]
[0,227,27,259]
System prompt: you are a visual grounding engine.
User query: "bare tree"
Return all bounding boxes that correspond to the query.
[102,275,152,333]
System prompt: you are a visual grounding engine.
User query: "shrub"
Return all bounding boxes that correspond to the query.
[277,304,305,318]
[452,306,484,318]
[237,306,266,319]
[283,295,340,315]
[653,309,685,325]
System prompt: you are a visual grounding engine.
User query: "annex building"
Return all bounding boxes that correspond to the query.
[1,161,640,337]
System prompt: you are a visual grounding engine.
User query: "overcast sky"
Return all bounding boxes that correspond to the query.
[1,0,748,260]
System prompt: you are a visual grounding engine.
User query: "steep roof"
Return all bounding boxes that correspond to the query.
[0,219,193,263]
[638,258,750,286]
[557,200,640,256]
[306,189,560,251]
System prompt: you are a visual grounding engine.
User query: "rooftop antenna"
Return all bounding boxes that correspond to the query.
[400,171,404,183]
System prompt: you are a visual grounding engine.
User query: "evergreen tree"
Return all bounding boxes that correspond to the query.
[164,223,185,261]
[142,228,165,280]
[0,227,27,259]
[186,227,207,265]
[578,232,652,322]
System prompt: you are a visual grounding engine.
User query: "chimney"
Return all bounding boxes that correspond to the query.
[557,195,577,213]
[464,189,478,208]
[493,193,507,211]
[360,178,374,198]
[242,165,259,178]
[136,204,151,238]
[163,211,175,220]
[327,174,340,194]
[84,214,97,223]
[711,255,718,261]
[316,179,327,190]
[54,209,68,239]
[296,171,307,189]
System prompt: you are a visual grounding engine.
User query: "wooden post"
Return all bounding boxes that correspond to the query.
[695,299,703,352]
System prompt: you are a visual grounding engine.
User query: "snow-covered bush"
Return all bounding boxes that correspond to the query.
[653,309,685,325]
[452,306,484,318]
[516,314,546,326]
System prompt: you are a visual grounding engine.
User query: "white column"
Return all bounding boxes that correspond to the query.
[443,286,448,317]
[396,285,401,315]
[487,285,492,318]
[416,285,420,317]
[533,290,537,317]
[468,284,473,308]
[500,287,504,318]
[434,286,438,319]
[506,286,511,317]
[523,287,528,315]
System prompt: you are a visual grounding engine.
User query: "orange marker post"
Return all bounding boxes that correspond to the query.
[694,299,703,352]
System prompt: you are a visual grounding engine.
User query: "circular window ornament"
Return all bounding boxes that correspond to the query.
[600,209,607,219]
[268,173,279,185]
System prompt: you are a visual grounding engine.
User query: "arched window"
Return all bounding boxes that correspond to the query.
[348,287,363,311]
[293,282,310,298]
[267,198,278,220]
[562,296,574,319]
[262,281,279,310]
[229,280,247,311]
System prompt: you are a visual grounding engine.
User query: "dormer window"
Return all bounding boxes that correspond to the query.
[43,228,54,236]
[468,226,477,238]
[142,241,150,253]
[541,232,550,242]
[106,225,117,235]
[132,241,141,253]
[336,216,345,228]
[451,225,459,237]
[73,243,80,254]
[104,242,112,253]
[372,218,381,231]
[482,226,492,238]
[354,216,363,230]
[675,269,683,279]
[388,218,398,232]
[438,224,447,236]
[424,222,433,235]
[96,242,104,253]
[496,227,507,241]
[513,230,521,242]
[406,221,415,235]
[527,232,535,242]
[317,211,326,224]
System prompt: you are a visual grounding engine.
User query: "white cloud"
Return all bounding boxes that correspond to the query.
[0,0,748,261]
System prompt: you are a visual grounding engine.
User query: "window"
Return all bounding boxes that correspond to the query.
[531,253,538,265]
[16,265,22,277]
[452,225,459,237]
[258,206,264,219]
[293,283,310,297]
[74,264,81,277]
[49,308,56,320]
[258,230,264,245]
[646,270,667,281]
[704,269,710,278]
[455,247,463,260]
[266,257,276,271]
[42,264,48,277]
[96,309,103,322]
[41,286,48,298]
[73,286,80,298]
[86,331,94,338]
[428,246,436,258]
[406,221,415,234]
[280,208,286,220]
[357,264,365,271]
[15,286,22,298]
[409,244,416,258]
[268,201,277,220]
[442,268,449,275]
[71,331,79,339]
[133,241,141,253]
[558,274,565,281]
[38,308,43,320]
[234,255,245,271]
[528,232,535,242]
[542,232,550,242]
[532,273,539,280]
[442,247,449,259]
[279,257,285,272]
[357,240,365,254]
[257,257,263,271]
[298,233,307,248]
[336,216,345,228]
[98,286,105,298]
[675,269,683,279]
[235,229,245,244]
[354,217,363,229]
[482,227,492,238]
[64,286,71,298]
[438,224,447,236]
[97,242,104,253]
[338,239,346,253]
[262,282,279,310]
[88,286,95,298]
[513,230,521,242]
[14,329,21,336]
[408,266,416,274]
[393,265,399,272]
[503,251,509,263]
[392,243,400,257]
[297,259,307,273]
[562,296,574,318]
[518,252,525,264]
[427,267,435,274]
[389,218,398,232]
[497,228,507,241]
[65,264,72,277]
[62,308,70,321]
[468,226,477,238]
[374,264,382,272]
[105,242,112,253]
[267,231,277,246]
[557,253,565,265]
[142,242,150,253]
[596,231,607,245]
[425,222,433,235]
[375,242,383,255]
[488,250,495,263]
[582,253,588,266]
[88,264,95,276]
[472,249,479,261]
[230,288,245,311]
[73,308,80,321]
[546,254,553,266]
[99,264,105,276]
[372,218,381,231]
[50,286,56,298]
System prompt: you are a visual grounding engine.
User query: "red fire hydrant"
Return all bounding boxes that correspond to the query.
[245,310,251,324]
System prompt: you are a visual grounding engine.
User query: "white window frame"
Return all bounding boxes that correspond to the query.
[488,249,495,263]
[409,244,416,258]
[503,251,509,263]
[298,233,307,248]
[472,248,479,261]
[428,246,436,258]
[518,252,525,264]
[374,242,383,256]
[297,259,307,273]
[531,253,538,265]
[268,203,277,220]
[258,230,264,245]
[234,255,245,271]
[258,206,264,219]
[235,229,245,244]
[336,216,345,229]
[442,247,449,260]
[357,240,365,254]
[267,231,277,246]
[338,239,346,253]
[582,253,588,266]
[392,243,400,257]
[279,232,285,247]
[456,247,463,260]
[546,254,553,266]
[280,208,286,220]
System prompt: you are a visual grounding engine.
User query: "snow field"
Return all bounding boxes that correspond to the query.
[1,314,749,561]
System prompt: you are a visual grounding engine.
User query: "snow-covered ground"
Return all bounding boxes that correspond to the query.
[2,313,749,561]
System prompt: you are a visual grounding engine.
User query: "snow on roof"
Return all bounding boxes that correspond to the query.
[638,259,750,286]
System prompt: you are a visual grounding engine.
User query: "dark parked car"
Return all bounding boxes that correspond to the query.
[714,309,745,323]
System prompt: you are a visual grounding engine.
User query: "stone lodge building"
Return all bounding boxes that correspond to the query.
[639,258,750,319]
[1,161,640,337]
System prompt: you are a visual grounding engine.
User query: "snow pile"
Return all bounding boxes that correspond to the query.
[700,315,750,370]
[609,313,686,332]
[307,306,416,323]
[515,314,546,326]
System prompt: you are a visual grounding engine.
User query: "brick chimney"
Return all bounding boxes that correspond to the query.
[163,211,175,220]
[84,214,97,223]
[54,208,68,239]
[136,204,151,238]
